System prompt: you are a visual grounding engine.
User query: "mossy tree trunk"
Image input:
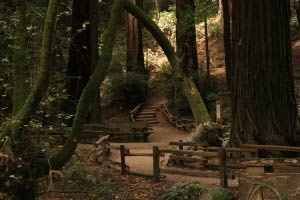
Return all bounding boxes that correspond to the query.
[123,0,211,124]
[231,0,298,150]
[12,0,28,116]
[5,0,60,199]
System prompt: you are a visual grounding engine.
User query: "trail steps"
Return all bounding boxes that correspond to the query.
[134,104,162,126]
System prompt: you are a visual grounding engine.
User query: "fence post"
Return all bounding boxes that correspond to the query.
[120,145,126,175]
[218,147,228,188]
[153,146,160,182]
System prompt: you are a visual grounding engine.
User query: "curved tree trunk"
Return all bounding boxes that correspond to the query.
[231,0,298,149]
[50,0,123,169]
[2,0,60,198]
[123,0,211,124]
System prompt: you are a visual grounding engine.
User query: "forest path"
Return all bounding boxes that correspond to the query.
[105,92,236,186]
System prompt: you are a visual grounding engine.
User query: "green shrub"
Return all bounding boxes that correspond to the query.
[210,188,235,200]
[159,182,207,200]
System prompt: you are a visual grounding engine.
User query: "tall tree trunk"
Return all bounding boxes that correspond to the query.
[231,0,298,149]
[176,0,198,75]
[204,13,210,80]
[66,0,91,114]
[89,0,102,123]
[125,0,145,73]
[222,0,232,89]
[12,0,27,115]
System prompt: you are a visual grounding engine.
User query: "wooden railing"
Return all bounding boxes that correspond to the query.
[129,103,143,122]
[163,106,195,132]
[35,122,152,144]
[120,142,300,189]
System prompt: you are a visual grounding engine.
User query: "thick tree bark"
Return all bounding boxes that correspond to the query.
[12,0,27,115]
[89,0,102,123]
[222,0,232,89]
[65,0,91,113]
[125,0,145,73]
[176,0,198,75]
[204,14,210,80]
[50,0,123,169]
[231,0,298,149]
[124,0,211,124]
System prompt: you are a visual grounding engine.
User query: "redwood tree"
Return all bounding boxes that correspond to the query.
[231,0,298,148]
[176,0,198,75]
[125,0,145,73]
[221,0,231,89]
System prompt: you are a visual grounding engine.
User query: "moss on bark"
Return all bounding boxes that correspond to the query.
[50,0,123,169]
[12,0,28,116]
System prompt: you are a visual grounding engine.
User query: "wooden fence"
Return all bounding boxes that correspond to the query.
[120,142,300,189]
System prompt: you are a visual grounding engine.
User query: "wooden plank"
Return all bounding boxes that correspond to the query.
[224,147,258,153]
[241,144,300,152]
[125,153,153,157]
[169,142,258,153]
[204,163,246,169]
[160,168,220,178]
[169,155,206,163]
[239,158,300,167]
[160,149,219,157]
[169,142,206,147]
[246,167,265,174]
